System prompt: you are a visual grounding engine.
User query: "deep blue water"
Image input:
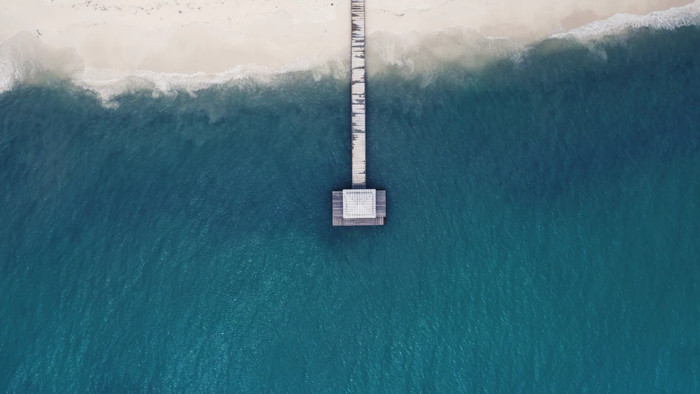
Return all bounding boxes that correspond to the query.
[1,27,699,391]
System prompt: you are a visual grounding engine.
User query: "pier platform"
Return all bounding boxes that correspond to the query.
[332,190,386,226]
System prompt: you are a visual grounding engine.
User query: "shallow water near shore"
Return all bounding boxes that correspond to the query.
[1,27,699,391]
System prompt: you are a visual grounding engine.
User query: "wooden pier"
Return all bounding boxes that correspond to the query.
[351,0,366,188]
[332,0,386,226]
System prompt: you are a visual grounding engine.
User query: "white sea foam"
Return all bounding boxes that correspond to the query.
[75,58,347,104]
[0,32,84,93]
[552,1,700,41]
[0,0,698,103]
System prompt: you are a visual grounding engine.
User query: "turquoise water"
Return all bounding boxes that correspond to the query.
[1,27,699,391]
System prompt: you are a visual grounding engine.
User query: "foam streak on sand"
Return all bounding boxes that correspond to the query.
[0,0,698,100]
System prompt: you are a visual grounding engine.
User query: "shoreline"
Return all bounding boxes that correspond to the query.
[0,0,698,100]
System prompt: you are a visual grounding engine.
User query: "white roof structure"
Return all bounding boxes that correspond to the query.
[342,189,376,219]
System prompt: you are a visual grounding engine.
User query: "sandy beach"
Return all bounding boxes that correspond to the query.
[0,0,696,97]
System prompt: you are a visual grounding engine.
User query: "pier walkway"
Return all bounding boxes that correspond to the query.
[351,0,366,188]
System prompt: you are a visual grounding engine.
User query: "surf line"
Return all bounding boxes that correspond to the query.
[332,0,387,226]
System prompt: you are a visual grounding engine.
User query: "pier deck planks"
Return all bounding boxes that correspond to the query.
[351,0,366,189]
